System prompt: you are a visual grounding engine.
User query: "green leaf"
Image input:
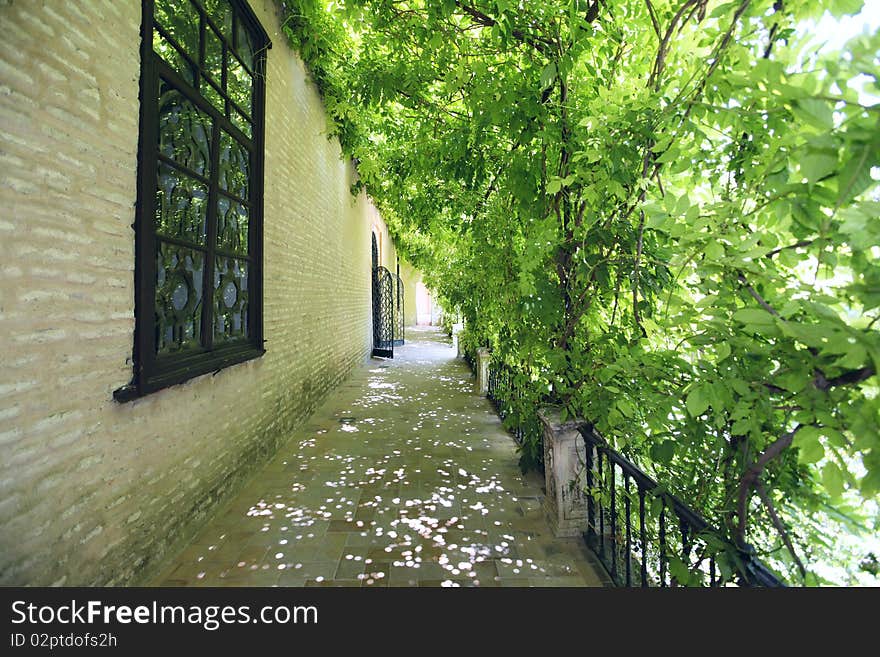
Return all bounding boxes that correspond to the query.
[794,426,825,464]
[716,342,731,362]
[709,2,739,19]
[791,98,833,130]
[598,366,619,383]
[655,145,681,165]
[704,240,724,261]
[799,149,838,184]
[650,440,676,465]
[646,212,670,231]
[540,61,557,90]
[824,428,849,448]
[861,467,880,497]
[776,371,808,393]
[731,418,751,436]
[686,385,710,417]
[674,194,690,216]
[732,308,776,329]
[837,145,876,206]
[829,0,864,17]
[839,205,878,250]
[667,556,694,586]
[822,462,846,499]
[835,343,867,370]
[616,398,636,418]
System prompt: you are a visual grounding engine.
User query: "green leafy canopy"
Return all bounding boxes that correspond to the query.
[277,0,880,585]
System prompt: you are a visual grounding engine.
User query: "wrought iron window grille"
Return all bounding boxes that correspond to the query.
[115,0,271,401]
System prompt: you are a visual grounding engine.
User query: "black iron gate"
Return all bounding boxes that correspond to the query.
[372,265,394,358]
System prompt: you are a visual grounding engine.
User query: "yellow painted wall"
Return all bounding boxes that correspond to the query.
[398,259,421,327]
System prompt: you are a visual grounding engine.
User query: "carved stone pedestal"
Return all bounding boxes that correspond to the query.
[539,408,589,538]
[452,322,464,356]
[475,348,490,394]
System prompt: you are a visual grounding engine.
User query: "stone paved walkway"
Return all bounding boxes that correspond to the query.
[152,327,605,587]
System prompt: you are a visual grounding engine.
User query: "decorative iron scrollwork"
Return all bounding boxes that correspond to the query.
[372,266,394,358]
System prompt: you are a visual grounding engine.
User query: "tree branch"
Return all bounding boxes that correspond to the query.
[649,0,701,89]
[813,366,875,391]
[735,425,800,545]
[633,209,646,335]
[454,2,555,53]
[755,480,806,581]
[737,272,779,317]
[762,1,785,60]
[644,0,661,39]
[610,266,623,328]
[766,239,815,259]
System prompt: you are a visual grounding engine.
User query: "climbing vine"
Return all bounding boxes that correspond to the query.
[277,0,880,584]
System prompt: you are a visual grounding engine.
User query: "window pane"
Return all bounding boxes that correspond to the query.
[156,243,205,355]
[154,0,199,60]
[219,129,249,199]
[213,256,249,343]
[203,0,232,39]
[158,82,212,176]
[216,196,248,253]
[204,25,224,92]
[152,30,195,85]
[235,17,254,71]
[228,56,252,116]
[202,76,225,114]
[156,163,208,245]
[230,107,251,138]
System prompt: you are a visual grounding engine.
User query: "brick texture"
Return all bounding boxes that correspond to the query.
[0,0,405,585]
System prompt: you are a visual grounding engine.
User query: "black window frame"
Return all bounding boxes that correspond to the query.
[115,0,271,402]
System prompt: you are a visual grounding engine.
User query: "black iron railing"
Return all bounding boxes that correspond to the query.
[466,348,784,586]
[579,426,783,587]
[486,364,524,444]
[486,365,524,443]
[487,362,544,468]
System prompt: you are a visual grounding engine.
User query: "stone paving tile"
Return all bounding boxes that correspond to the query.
[151,327,602,588]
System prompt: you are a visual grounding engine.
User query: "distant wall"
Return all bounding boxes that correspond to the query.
[398,259,421,327]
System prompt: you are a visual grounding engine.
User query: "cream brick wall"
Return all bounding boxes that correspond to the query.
[0,0,404,585]
[369,206,399,272]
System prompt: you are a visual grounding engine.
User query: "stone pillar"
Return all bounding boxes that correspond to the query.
[539,408,589,537]
[452,322,464,356]
[475,347,490,394]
